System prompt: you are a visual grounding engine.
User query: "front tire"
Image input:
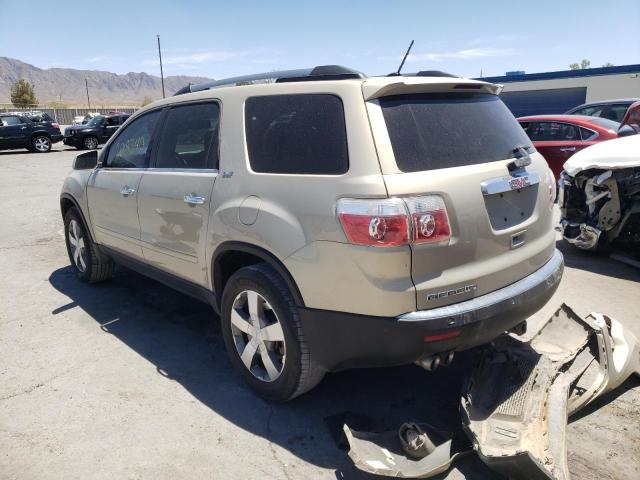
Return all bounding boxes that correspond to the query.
[32,135,52,152]
[82,136,98,150]
[64,207,113,283]
[221,263,325,402]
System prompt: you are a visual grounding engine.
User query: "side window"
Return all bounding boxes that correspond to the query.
[155,102,220,169]
[605,104,629,123]
[105,110,160,168]
[574,105,604,117]
[579,127,597,141]
[106,117,118,126]
[245,94,349,174]
[0,116,21,126]
[526,122,579,141]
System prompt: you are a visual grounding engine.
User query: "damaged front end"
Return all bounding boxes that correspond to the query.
[559,167,640,250]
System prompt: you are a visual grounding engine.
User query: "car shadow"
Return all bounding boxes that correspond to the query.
[556,239,640,282]
[49,265,497,479]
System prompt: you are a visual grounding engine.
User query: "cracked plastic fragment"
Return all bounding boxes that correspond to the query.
[461,304,640,480]
[344,423,470,478]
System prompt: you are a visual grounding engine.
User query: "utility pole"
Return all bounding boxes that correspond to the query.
[85,78,91,110]
[157,34,165,98]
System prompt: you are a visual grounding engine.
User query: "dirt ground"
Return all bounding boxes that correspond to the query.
[1,146,638,480]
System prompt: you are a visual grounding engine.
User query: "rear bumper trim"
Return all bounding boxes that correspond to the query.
[400,249,563,323]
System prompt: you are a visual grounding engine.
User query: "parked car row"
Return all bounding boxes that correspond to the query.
[517,100,639,178]
[0,113,62,152]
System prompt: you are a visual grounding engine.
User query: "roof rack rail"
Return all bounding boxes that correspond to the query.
[415,70,458,78]
[174,65,366,96]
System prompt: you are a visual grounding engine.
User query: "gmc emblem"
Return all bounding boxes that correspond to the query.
[509,176,531,190]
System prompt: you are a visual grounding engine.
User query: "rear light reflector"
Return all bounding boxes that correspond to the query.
[337,195,451,247]
[423,330,461,343]
[405,196,451,244]
[337,198,409,247]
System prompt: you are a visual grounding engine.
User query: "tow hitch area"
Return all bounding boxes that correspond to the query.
[344,304,640,479]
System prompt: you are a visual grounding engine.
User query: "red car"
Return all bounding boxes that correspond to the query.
[517,115,619,178]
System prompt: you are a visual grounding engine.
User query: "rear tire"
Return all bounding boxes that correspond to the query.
[64,207,113,283]
[82,136,98,150]
[32,135,52,153]
[220,263,325,402]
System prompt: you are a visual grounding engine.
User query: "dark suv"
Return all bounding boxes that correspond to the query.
[63,113,130,150]
[0,113,63,152]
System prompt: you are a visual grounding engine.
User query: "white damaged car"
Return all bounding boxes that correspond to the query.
[559,134,640,250]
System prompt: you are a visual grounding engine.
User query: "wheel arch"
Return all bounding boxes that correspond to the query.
[30,130,52,141]
[212,241,305,308]
[60,193,95,243]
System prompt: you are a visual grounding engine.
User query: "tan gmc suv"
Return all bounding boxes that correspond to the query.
[60,66,563,402]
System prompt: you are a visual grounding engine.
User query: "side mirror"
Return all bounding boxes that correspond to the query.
[618,124,637,138]
[73,151,98,170]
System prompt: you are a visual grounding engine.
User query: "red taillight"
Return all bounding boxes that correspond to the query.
[405,196,451,244]
[52,123,60,129]
[336,195,451,247]
[337,198,409,247]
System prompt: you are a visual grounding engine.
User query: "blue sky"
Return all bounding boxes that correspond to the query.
[2,0,639,79]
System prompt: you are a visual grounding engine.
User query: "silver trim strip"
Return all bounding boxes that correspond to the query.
[398,249,563,322]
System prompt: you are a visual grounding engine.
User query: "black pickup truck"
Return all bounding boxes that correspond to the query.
[63,113,130,150]
[0,113,63,152]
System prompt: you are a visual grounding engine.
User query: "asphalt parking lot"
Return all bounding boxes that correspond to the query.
[1,146,639,480]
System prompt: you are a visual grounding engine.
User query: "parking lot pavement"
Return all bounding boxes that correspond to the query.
[1,147,639,480]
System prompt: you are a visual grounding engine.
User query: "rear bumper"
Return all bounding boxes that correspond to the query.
[298,249,563,371]
[51,134,63,143]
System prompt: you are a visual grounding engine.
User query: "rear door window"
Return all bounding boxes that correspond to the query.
[245,94,348,174]
[155,102,220,169]
[380,93,532,172]
[523,121,581,142]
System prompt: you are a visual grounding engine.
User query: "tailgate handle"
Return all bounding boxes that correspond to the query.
[481,171,541,196]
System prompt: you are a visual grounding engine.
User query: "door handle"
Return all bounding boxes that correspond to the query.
[559,147,576,152]
[184,194,206,205]
[120,186,136,196]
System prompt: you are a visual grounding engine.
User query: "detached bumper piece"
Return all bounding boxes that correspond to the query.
[344,423,470,478]
[344,304,640,479]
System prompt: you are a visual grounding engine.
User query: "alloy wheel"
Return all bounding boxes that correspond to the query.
[34,136,51,152]
[84,137,98,149]
[230,290,286,382]
[68,219,87,272]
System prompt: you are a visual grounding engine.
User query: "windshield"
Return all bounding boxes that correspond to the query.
[86,116,104,127]
[380,93,533,172]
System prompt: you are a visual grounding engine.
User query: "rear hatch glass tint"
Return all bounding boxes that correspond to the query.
[379,93,533,172]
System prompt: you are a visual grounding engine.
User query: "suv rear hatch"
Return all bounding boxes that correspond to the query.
[364,78,556,310]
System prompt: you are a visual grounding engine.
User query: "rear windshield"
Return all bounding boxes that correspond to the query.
[589,117,620,130]
[380,93,533,172]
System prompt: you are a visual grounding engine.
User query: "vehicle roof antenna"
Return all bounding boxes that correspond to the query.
[394,40,414,76]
